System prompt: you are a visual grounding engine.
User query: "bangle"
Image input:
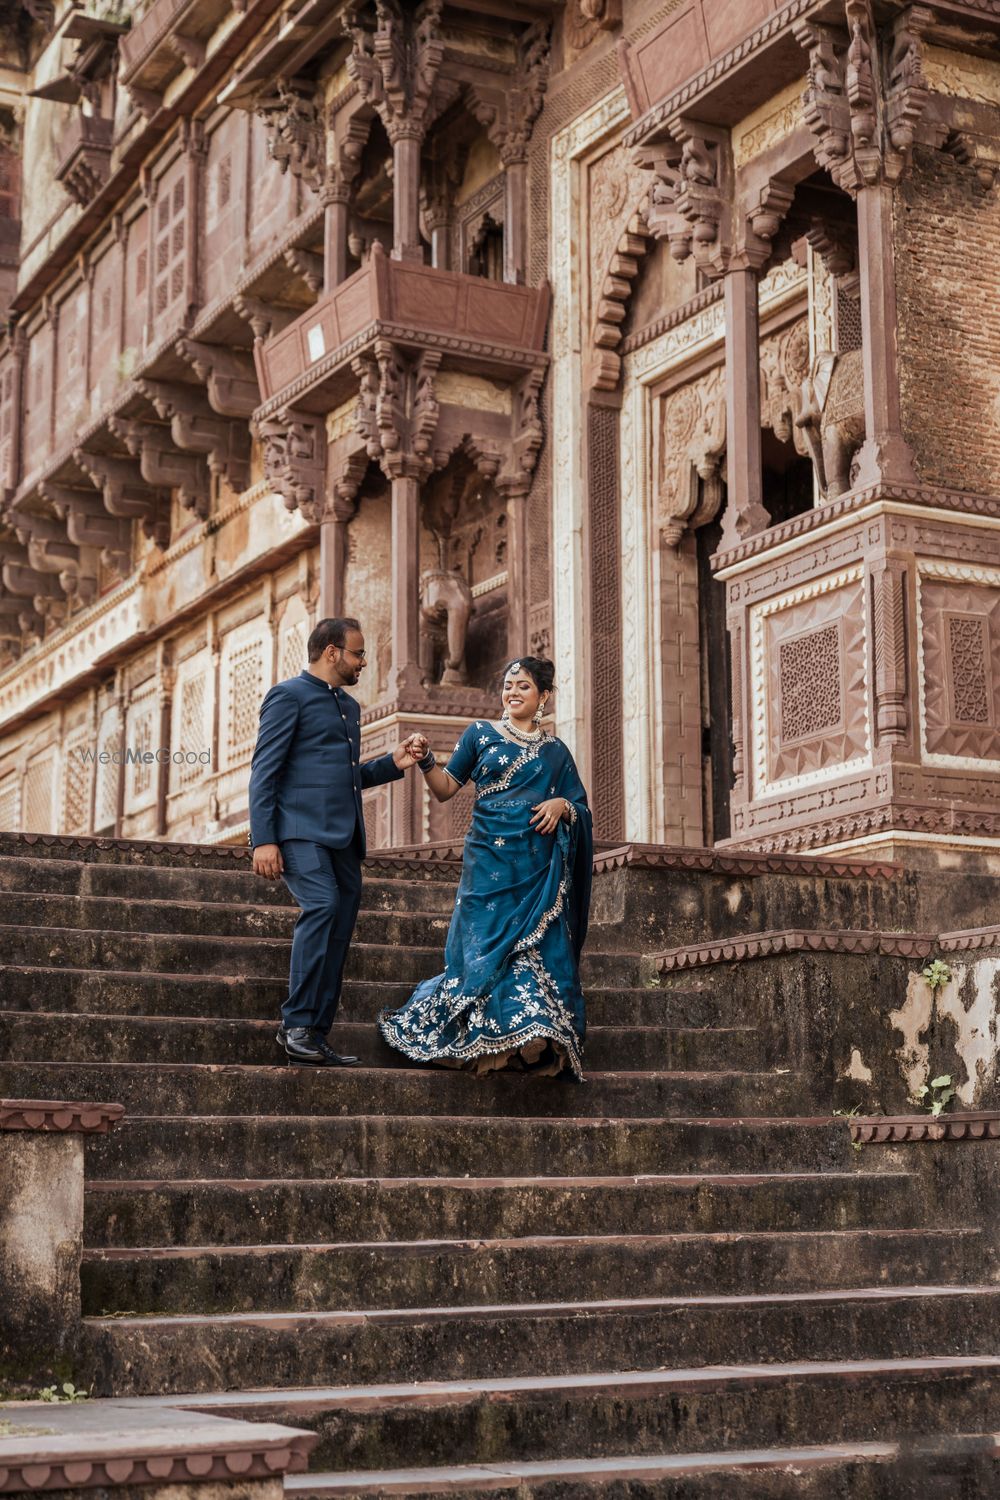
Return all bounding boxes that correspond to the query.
[418,749,436,772]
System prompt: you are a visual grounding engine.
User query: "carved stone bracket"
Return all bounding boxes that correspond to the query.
[257,408,327,521]
[108,415,210,521]
[945,130,1000,195]
[176,339,260,419]
[667,119,730,277]
[137,379,251,494]
[353,341,441,480]
[73,447,170,548]
[795,4,939,193]
[253,79,327,194]
[7,507,96,603]
[589,206,652,392]
[466,23,550,167]
[39,481,132,578]
[344,0,453,144]
[283,246,324,295]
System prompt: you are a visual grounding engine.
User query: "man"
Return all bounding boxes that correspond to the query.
[248,617,427,1066]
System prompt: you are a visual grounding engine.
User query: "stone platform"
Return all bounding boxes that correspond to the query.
[2,832,1000,1495]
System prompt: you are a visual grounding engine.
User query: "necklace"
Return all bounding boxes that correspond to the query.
[500,714,543,744]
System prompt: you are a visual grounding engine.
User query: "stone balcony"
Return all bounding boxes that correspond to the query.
[254,247,551,414]
[54,114,114,207]
[119,0,236,107]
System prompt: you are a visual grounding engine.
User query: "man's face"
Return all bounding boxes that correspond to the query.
[332,629,366,685]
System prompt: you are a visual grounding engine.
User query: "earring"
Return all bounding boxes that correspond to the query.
[533,702,544,724]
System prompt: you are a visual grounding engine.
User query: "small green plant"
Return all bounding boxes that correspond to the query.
[922,958,953,992]
[37,1382,88,1403]
[914,1073,956,1117]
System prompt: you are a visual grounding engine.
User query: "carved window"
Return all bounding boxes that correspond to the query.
[93,703,120,830]
[779,623,843,743]
[947,614,991,726]
[152,170,187,327]
[279,620,307,683]
[225,638,265,765]
[61,728,91,833]
[175,672,208,788]
[22,752,55,832]
[0,770,20,829]
[0,357,15,492]
[835,286,863,354]
[125,682,158,810]
[467,213,503,282]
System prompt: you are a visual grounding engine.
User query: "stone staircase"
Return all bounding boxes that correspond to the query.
[2,835,1000,1495]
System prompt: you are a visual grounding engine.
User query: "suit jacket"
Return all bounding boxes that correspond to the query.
[248,670,403,855]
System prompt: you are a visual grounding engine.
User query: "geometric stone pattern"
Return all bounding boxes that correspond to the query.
[918,567,1000,766]
[753,568,869,795]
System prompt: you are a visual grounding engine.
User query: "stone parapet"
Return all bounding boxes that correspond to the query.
[1,1098,124,1392]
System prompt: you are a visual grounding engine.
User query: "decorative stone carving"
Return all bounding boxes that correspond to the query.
[344,0,453,143]
[795,3,939,192]
[760,317,811,450]
[795,348,866,498]
[352,341,441,480]
[108,415,210,521]
[137,379,251,494]
[657,367,726,547]
[467,23,551,166]
[419,567,473,685]
[253,79,326,194]
[283,246,324,295]
[7,507,96,604]
[564,0,621,53]
[871,560,908,742]
[256,408,327,520]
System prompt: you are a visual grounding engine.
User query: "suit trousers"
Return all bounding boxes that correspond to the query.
[279,828,364,1035]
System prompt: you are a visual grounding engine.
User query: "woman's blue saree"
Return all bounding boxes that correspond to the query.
[379,721,593,1079]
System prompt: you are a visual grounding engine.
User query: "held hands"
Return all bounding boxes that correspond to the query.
[394,732,429,769]
[530,797,570,836]
[253,843,284,879]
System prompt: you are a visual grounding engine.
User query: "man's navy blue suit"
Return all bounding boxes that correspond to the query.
[248,669,403,1035]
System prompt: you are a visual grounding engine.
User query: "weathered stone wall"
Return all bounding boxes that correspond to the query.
[895,145,1000,496]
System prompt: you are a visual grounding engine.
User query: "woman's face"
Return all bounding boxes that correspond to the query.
[502,668,545,721]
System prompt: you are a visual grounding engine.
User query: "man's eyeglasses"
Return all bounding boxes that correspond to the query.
[340,647,367,661]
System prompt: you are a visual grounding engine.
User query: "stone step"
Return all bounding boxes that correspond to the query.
[284,1440,1000,1499]
[0,891,464,944]
[0,854,458,910]
[0,1062,802,1121]
[0,967,700,1027]
[84,1115,857,1180]
[80,1235,982,1324]
[83,1171,921,1249]
[0,925,641,984]
[0,1012,763,1073]
[150,1355,1000,1471]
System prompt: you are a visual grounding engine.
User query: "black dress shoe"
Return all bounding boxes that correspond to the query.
[283,1027,360,1067]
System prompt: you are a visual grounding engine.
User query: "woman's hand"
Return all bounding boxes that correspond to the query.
[530,797,569,835]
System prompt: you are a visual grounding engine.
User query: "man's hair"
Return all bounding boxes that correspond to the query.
[307,617,361,661]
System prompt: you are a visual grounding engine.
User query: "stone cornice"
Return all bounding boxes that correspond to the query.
[593,843,902,880]
[713,485,1000,577]
[0,1427,316,1491]
[0,1098,124,1133]
[622,0,821,149]
[652,927,936,972]
[850,1112,1000,1144]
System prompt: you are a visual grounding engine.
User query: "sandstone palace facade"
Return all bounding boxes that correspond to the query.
[0,0,998,862]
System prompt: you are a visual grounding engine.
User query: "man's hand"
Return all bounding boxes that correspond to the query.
[253,843,284,879]
[394,733,428,769]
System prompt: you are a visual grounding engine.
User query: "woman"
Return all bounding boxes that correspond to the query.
[378,657,593,1080]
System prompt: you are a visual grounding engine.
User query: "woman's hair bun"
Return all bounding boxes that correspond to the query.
[503,655,555,694]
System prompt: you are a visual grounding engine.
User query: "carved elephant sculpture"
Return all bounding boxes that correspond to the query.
[419,568,474,687]
[795,347,866,499]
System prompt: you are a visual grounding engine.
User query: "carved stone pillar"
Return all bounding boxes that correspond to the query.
[720,267,769,551]
[392,129,423,263]
[501,153,527,285]
[501,480,529,655]
[853,182,916,487]
[324,189,350,287]
[155,646,174,837]
[390,473,423,690]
